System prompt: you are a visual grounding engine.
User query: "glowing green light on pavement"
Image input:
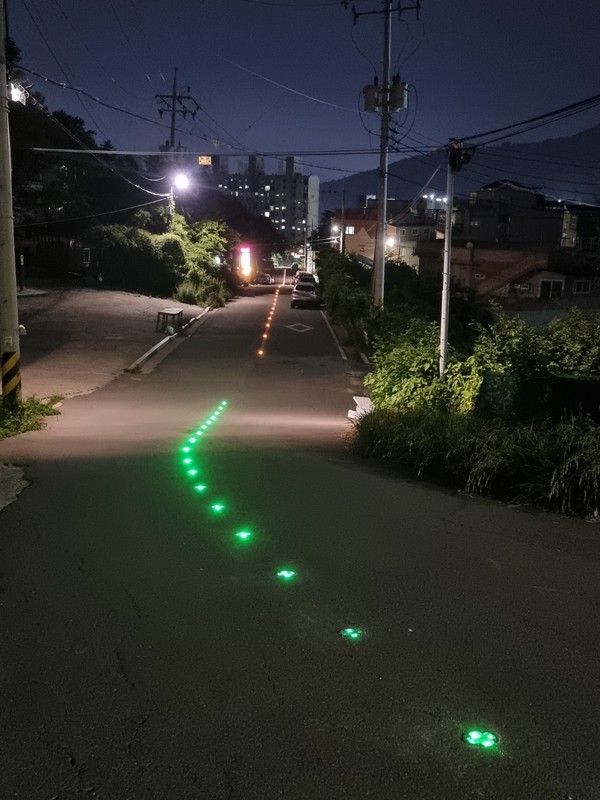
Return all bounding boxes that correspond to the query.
[235,530,253,541]
[463,730,498,749]
[339,627,363,641]
[188,437,197,444]
[182,446,191,453]
[187,469,198,477]
[194,484,207,493]
[211,503,225,513]
[201,424,207,430]
[276,569,297,581]
[183,457,192,464]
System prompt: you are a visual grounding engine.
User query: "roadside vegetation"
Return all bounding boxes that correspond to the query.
[315,245,600,517]
[0,396,61,441]
[89,209,240,307]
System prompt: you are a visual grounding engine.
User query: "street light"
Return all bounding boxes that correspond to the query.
[331,225,343,252]
[169,172,190,217]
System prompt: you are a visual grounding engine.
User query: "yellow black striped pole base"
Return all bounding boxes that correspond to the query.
[1,351,21,404]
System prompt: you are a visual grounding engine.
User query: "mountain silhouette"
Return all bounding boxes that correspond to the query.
[321,124,600,213]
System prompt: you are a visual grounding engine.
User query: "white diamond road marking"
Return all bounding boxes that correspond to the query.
[286,323,313,333]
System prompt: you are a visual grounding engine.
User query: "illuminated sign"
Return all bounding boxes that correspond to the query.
[198,156,212,166]
[240,246,251,277]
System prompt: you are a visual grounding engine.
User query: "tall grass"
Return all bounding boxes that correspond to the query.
[351,409,600,517]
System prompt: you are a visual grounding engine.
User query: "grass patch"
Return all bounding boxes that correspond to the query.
[351,408,600,517]
[0,396,61,440]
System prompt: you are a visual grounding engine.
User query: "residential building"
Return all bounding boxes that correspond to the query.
[331,195,444,268]
[416,239,600,307]
[454,180,578,248]
[208,155,319,244]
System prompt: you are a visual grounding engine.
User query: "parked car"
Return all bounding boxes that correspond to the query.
[257,273,275,285]
[293,271,317,284]
[291,279,320,308]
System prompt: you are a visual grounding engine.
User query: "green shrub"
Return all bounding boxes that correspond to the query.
[174,274,227,308]
[364,318,485,413]
[174,279,200,305]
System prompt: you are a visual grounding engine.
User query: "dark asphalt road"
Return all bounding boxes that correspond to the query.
[1,284,600,799]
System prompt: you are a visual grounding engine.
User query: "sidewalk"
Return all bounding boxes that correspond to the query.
[1,284,210,512]
[13,283,208,400]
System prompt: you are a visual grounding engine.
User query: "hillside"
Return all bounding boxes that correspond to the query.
[320,124,600,213]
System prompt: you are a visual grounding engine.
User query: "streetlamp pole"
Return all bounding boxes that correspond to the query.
[438,153,455,376]
[0,0,21,403]
[439,139,473,375]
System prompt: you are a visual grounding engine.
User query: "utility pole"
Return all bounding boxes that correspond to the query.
[438,139,473,375]
[0,0,21,403]
[372,0,392,306]
[351,1,418,306]
[156,68,200,154]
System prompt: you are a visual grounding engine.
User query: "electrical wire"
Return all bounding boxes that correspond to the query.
[22,0,113,143]
[460,93,600,147]
[50,0,149,101]
[15,198,166,228]
[21,90,170,198]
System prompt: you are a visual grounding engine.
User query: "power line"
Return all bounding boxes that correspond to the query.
[460,93,600,147]
[15,198,165,228]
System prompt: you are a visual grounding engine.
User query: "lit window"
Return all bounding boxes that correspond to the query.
[345,225,355,235]
[264,211,270,217]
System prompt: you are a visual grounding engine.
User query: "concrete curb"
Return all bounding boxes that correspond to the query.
[125,307,211,373]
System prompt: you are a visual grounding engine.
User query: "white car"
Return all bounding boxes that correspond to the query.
[291,277,320,308]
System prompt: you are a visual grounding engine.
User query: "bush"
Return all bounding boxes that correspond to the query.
[350,408,600,517]
[174,273,227,308]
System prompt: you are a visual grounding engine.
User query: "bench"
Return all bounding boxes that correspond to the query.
[156,307,183,332]
[347,396,373,422]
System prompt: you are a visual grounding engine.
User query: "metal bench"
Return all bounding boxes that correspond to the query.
[347,395,373,422]
[156,307,183,332]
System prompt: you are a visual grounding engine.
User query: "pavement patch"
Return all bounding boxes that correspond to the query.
[0,464,29,512]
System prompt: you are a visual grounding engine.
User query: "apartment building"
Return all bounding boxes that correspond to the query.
[209,155,319,244]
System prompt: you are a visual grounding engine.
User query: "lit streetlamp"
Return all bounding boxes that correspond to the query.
[331,224,343,252]
[169,172,190,217]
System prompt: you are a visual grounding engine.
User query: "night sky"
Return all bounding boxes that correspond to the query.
[9,0,600,182]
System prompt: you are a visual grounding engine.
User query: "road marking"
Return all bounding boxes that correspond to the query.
[286,323,313,333]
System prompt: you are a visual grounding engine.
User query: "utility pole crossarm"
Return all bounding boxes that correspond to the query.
[347,0,422,307]
[155,68,201,152]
